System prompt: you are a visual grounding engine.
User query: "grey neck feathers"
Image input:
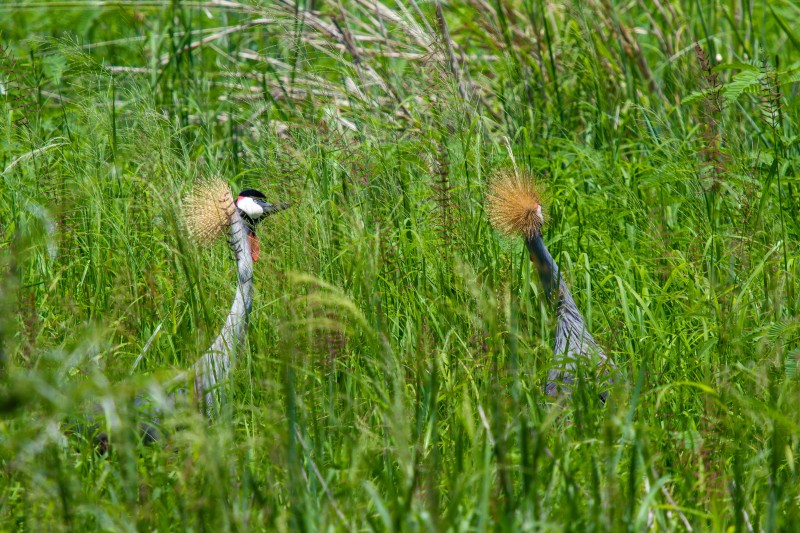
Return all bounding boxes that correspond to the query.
[525,235,584,328]
[193,209,254,411]
[525,234,609,397]
[525,235,560,300]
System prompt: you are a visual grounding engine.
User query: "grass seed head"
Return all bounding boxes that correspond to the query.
[184,178,236,245]
[486,168,545,239]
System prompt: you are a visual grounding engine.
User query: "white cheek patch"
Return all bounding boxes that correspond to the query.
[237,196,264,218]
[536,204,543,224]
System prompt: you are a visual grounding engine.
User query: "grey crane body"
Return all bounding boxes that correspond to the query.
[525,234,612,400]
[132,210,252,437]
[192,207,253,410]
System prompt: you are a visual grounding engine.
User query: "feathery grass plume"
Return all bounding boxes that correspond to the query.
[694,43,727,194]
[184,178,236,246]
[759,54,783,136]
[486,168,546,239]
[431,144,455,250]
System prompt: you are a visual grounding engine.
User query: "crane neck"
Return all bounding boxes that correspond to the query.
[525,234,561,301]
[231,210,253,314]
[525,233,588,331]
[228,209,255,337]
[192,209,254,411]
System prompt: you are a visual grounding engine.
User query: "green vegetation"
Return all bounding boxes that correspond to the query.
[2,0,800,530]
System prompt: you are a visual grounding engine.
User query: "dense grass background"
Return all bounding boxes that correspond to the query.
[2,0,800,530]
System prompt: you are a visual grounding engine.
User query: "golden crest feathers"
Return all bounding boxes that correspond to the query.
[184,178,236,245]
[485,168,545,239]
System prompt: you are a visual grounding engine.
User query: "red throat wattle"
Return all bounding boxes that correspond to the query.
[248,232,260,261]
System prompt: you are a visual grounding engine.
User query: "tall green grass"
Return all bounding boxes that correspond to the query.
[2,0,800,530]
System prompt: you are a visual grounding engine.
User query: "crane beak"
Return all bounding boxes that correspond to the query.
[254,200,291,217]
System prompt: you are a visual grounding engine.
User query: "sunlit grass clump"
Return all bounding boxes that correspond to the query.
[2,1,800,531]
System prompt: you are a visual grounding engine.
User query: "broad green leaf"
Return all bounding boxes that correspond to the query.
[723,70,762,102]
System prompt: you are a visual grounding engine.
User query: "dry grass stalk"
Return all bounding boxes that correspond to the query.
[695,43,727,193]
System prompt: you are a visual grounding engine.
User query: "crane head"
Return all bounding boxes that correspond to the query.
[486,169,557,291]
[486,168,545,240]
[184,180,290,263]
[236,189,290,261]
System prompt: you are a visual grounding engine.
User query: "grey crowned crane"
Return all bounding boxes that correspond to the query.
[75,181,289,450]
[486,170,614,402]
[186,182,289,410]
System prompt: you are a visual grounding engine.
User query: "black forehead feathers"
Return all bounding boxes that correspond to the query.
[238,189,267,200]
